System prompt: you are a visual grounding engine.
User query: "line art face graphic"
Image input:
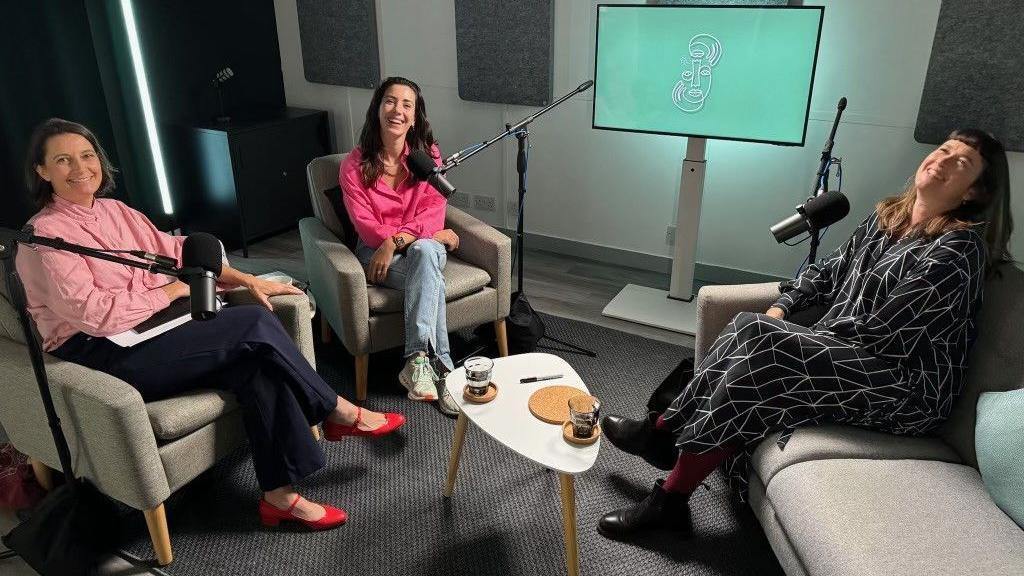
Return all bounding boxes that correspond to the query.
[671,33,722,113]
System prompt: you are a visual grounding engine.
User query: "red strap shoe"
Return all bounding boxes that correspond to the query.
[259,495,347,530]
[323,406,406,441]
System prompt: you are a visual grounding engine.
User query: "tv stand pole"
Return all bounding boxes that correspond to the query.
[601,136,706,335]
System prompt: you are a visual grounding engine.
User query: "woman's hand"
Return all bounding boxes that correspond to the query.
[161,280,190,301]
[368,241,396,284]
[244,275,304,311]
[433,229,459,251]
[765,306,786,319]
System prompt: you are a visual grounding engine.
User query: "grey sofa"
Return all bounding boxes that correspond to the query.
[693,266,1024,576]
[300,153,511,400]
[0,286,316,566]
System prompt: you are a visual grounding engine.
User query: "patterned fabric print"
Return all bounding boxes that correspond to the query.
[663,213,986,495]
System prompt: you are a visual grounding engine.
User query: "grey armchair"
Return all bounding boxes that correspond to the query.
[299,154,511,400]
[0,287,317,566]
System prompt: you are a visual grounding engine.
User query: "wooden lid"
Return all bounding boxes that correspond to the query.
[528,385,587,424]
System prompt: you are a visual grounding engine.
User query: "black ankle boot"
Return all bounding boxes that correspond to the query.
[601,412,677,471]
[597,480,692,539]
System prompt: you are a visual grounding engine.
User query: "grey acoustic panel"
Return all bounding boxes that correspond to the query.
[296,0,380,89]
[916,0,1024,151]
[454,0,554,106]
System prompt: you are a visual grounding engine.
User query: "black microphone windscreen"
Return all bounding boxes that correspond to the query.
[182,233,222,276]
[406,149,437,180]
[803,191,850,229]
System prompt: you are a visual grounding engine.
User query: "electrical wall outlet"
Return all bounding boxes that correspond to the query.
[449,191,470,208]
[666,225,676,246]
[473,195,496,212]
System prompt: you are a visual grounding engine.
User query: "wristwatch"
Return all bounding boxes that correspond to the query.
[391,235,406,250]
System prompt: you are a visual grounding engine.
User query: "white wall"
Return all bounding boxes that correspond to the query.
[273,0,1024,279]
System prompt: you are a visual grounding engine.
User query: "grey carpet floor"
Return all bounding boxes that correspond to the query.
[119,313,784,576]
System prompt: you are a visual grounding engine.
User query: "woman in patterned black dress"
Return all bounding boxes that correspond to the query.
[597,129,1014,539]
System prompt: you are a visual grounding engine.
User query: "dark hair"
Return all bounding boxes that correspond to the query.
[876,128,1013,270]
[25,118,117,210]
[356,77,436,187]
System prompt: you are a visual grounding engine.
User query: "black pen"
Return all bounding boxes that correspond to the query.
[520,374,563,383]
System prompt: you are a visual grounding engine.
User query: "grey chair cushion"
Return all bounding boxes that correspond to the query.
[366,255,491,314]
[768,459,1024,576]
[750,424,961,488]
[0,291,28,345]
[145,388,239,441]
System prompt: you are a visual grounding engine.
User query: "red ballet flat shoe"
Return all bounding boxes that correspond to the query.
[259,494,347,530]
[323,406,406,441]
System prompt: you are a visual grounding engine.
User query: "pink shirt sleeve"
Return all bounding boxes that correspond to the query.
[120,203,187,288]
[19,242,171,338]
[339,150,400,249]
[399,144,447,239]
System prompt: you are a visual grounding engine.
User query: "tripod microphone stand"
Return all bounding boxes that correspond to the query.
[445,81,597,357]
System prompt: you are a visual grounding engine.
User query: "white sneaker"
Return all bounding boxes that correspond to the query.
[399,353,438,401]
[437,386,461,417]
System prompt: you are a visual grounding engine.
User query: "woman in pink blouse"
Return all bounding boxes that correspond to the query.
[16,118,405,530]
[340,77,461,416]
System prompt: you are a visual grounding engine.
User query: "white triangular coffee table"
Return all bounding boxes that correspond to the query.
[443,352,600,576]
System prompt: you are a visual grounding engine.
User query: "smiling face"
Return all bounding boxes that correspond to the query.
[35,133,103,206]
[914,138,985,211]
[378,84,417,142]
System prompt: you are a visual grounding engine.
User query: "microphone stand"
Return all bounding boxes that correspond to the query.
[442,81,597,357]
[806,97,846,264]
[0,229,191,569]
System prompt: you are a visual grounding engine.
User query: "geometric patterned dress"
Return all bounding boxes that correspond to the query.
[661,213,986,493]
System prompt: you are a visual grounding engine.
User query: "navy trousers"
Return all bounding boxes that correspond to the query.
[52,305,338,491]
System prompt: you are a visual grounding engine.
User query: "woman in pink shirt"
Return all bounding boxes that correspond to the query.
[340,77,461,416]
[15,118,405,531]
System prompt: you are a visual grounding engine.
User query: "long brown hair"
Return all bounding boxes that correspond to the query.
[876,128,1013,269]
[25,118,117,210]
[356,77,436,187]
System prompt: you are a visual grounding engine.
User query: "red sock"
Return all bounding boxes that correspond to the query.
[655,415,667,430]
[662,444,739,495]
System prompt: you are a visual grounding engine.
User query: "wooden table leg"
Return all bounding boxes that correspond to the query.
[444,412,469,497]
[559,473,579,576]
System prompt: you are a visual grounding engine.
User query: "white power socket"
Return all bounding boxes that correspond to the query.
[666,225,676,246]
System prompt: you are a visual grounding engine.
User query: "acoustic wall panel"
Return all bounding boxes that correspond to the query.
[916,0,1024,151]
[454,0,554,107]
[296,0,380,89]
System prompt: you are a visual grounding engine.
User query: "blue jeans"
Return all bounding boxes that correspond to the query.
[355,239,454,371]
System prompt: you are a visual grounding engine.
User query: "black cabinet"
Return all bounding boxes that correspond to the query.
[173,107,330,256]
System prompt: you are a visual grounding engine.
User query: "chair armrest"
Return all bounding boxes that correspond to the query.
[224,291,315,369]
[298,217,371,353]
[0,338,171,510]
[445,206,512,318]
[694,282,780,364]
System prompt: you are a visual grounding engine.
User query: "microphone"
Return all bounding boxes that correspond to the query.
[180,233,222,320]
[407,149,457,198]
[129,250,177,268]
[575,80,594,94]
[770,190,850,243]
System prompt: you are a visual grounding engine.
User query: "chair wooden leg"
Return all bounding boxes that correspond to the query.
[144,504,173,566]
[29,458,54,492]
[320,315,332,344]
[310,425,321,441]
[495,318,509,357]
[355,354,369,401]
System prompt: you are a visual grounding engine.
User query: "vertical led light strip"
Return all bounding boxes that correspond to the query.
[120,0,173,215]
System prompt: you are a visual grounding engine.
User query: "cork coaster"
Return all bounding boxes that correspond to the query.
[463,382,498,403]
[528,385,585,424]
[562,422,601,446]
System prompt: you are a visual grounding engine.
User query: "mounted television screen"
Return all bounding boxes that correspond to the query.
[593,5,823,146]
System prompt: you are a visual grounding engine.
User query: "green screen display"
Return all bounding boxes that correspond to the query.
[593,5,823,146]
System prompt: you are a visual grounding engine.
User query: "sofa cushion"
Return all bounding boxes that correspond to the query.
[975,388,1024,527]
[750,424,960,488]
[145,389,239,441]
[768,459,1024,576]
[940,264,1024,466]
[0,291,28,345]
[366,255,490,314]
